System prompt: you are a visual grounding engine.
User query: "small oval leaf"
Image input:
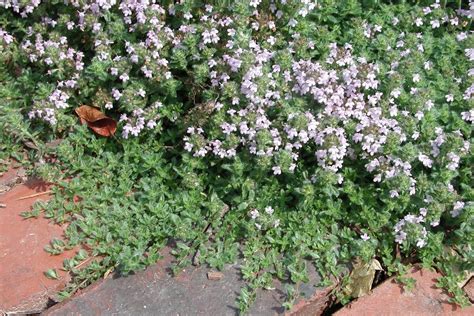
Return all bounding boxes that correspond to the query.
[44,268,59,280]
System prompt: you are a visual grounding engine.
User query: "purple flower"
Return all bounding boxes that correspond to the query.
[272,166,282,175]
[265,206,274,215]
[250,209,259,219]
[112,88,122,100]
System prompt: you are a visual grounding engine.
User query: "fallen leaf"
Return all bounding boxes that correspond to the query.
[23,141,38,150]
[370,258,383,271]
[103,266,114,279]
[45,139,64,149]
[343,258,383,298]
[75,105,117,137]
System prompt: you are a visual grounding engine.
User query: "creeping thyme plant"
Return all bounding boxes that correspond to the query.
[1,0,473,311]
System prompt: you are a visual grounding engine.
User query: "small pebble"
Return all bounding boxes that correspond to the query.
[17,168,27,178]
[0,203,6,208]
[0,185,9,194]
[207,271,224,281]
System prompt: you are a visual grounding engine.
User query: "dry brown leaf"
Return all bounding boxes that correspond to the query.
[75,105,117,137]
[103,266,114,279]
[344,258,383,298]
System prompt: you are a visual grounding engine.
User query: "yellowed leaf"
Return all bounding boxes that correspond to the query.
[344,258,383,298]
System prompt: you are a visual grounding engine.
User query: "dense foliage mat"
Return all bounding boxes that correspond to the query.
[1,0,473,312]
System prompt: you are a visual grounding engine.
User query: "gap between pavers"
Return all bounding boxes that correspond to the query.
[0,168,75,314]
[45,246,333,316]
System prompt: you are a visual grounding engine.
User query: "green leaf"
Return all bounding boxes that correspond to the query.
[44,269,59,280]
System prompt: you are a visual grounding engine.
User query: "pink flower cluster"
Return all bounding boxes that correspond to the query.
[0,28,14,45]
[1,0,41,18]
[185,43,424,191]
[394,210,428,248]
[120,103,161,139]
[28,88,72,125]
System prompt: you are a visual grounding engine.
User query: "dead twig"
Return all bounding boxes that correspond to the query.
[72,256,95,270]
[16,190,52,201]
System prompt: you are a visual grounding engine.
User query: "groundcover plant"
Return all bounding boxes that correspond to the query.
[0,0,473,312]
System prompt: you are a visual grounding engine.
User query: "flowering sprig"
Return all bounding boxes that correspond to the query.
[248,206,280,231]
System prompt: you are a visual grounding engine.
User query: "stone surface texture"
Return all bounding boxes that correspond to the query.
[463,277,474,303]
[45,247,329,316]
[0,171,73,314]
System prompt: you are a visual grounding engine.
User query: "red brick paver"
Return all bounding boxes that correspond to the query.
[288,286,333,316]
[336,268,474,316]
[0,174,74,314]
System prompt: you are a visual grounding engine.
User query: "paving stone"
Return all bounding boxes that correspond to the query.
[336,267,474,316]
[288,286,333,316]
[463,277,474,303]
[0,176,74,314]
[0,166,26,189]
[0,167,20,187]
[45,248,330,316]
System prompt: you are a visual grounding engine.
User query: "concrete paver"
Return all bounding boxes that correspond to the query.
[45,248,330,316]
